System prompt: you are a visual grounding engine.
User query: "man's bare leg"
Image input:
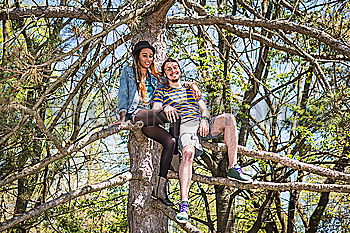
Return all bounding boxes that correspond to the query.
[179,145,195,201]
[176,145,195,223]
[209,113,252,182]
[210,113,238,169]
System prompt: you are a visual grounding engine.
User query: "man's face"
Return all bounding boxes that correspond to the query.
[164,62,181,83]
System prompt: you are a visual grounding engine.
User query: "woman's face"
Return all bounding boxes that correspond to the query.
[138,48,154,69]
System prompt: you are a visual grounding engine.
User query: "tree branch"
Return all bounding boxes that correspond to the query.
[47,33,132,131]
[13,104,66,154]
[0,122,143,188]
[0,172,133,231]
[167,15,350,58]
[0,6,118,22]
[202,142,350,182]
[181,0,347,61]
[167,172,350,193]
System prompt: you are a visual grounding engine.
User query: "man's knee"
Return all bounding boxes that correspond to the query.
[217,113,236,127]
[181,146,195,162]
[212,113,236,130]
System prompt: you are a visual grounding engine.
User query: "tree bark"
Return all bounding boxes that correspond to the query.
[127,129,168,232]
[306,192,330,233]
[287,189,300,233]
[212,151,235,233]
[126,1,175,232]
[215,185,236,233]
[1,0,9,66]
[248,191,274,233]
[0,6,118,22]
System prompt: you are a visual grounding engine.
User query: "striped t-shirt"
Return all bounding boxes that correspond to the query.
[153,86,201,120]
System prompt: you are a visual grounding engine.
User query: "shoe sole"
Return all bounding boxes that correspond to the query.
[175,217,188,224]
[227,176,253,184]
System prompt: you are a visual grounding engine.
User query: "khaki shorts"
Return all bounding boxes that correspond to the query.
[179,117,221,157]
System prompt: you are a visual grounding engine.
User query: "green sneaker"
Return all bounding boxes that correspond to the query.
[227,164,253,183]
[175,201,189,223]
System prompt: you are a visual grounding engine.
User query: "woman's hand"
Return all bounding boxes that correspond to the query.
[110,111,128,129]
[110,120,128,129]
[185,82,202,100]
[198,119,209,137]
[191,83,202,100]
[164,105,179,123]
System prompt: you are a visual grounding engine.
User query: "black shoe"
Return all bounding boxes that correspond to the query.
[152,176,174,206]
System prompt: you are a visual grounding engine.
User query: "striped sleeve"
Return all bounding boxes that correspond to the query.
[152,88,164,104]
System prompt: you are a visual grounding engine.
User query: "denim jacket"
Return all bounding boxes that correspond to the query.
[117,65,165,114]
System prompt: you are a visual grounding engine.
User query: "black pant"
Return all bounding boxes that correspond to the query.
[134,109,180,178]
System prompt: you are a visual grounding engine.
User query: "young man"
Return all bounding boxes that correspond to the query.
[152,58,253,223]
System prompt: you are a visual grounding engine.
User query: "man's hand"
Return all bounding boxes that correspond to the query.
[164,105,179,123]
[198,119,209,137]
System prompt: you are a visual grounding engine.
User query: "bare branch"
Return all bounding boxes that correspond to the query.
[167,172,350,193]
[179,0,348,61]
[0,115,28,145]
[48,33,132,131]
[0,122,143,188]
[277,0,305,17]
[13,104,66,154]
[0,6,120,22]
[0,172,133,231]
[277,30,330,90]
[220,24,301,56]
[202,142,350,182]
[167,15,350,58]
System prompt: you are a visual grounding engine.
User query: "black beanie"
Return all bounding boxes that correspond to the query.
[132,41,156,55]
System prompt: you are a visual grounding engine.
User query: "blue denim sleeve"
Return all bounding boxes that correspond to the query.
[117,66,130,113]
[157,76,167,88]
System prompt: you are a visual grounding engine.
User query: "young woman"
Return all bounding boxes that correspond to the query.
[115,41,200,206]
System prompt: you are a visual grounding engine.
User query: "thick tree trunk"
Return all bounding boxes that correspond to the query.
[126,1,175,232]
[215,185,236,233]
[127,128,168,232]
[212,151,237,233]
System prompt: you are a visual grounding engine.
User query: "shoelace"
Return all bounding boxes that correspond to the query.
[179,203,190,213]
[234,167,243,174]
